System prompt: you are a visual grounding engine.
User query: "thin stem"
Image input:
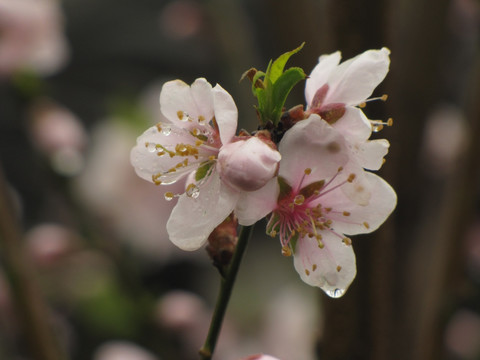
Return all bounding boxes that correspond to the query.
[0,165,66,360]
[199,224,254,360]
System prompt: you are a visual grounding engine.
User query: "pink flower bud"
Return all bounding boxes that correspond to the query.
[239,355,281,360]
[218,137,281,192]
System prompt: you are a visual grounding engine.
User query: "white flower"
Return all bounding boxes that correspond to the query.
[131,78,280,251]
[305,48,391,170]
[236,117,396,296]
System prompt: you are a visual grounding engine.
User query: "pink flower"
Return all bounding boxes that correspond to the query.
[131,78,280,251]
[305,48,391,170]
[236,117,396,296]
[239,355,280,360]
[0,0,69,76]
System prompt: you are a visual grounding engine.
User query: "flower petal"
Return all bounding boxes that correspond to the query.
[130,124,200,185]
[160,78,215,127]
[332,107,371,142]
[213,84,238,145]
[166,172,239,251]
[235,178,279,226]
[322,172,397,235]
[325,48,390,105]
[278,115,349,188]
[305,51,342,106]
[293,232,356,297]
[350,139,390,171]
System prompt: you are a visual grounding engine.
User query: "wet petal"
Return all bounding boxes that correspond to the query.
[130,125,198,185]
[322,172,397,235]
[213,84,238,145]
[235,178,279,226]
[190,78,215,121]
[305,51,342,106]
[278,115,349,188]
[293,233,356,296]
[167,172,239,250]
[325,48,390,105]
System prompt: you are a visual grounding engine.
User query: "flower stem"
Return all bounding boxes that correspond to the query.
[199,224,254,360]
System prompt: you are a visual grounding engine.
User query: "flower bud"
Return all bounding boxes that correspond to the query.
[218,136,281,192]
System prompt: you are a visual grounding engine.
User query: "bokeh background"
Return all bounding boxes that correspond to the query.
[0,0,479,359]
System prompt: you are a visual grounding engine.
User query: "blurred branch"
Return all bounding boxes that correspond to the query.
[0,165,67,360]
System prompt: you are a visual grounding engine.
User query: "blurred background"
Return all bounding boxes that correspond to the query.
[0,0,479,359]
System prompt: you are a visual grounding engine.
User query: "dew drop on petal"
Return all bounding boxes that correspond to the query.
[161,125,172,136]
[146,142,157,153]
[186,183,200,198]
[326,288,345,298]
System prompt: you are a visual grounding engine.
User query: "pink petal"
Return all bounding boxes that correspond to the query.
[305,51,342,106]
[293,232,356,297]
[278,116,349,189]
[235,178,279,226]
[213,84,238,145]
[325,48,390,105]
[322,172,397,236]
[190,78,215,121]
[166,172,239,250]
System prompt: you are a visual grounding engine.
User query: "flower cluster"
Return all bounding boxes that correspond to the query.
[130,47,396,297]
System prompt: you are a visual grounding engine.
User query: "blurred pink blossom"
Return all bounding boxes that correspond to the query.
[0,0,69,76]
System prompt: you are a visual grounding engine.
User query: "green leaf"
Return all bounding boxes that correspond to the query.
[268,42,305,84]
[270,67,306,122]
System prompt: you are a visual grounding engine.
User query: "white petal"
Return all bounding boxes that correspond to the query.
[166,172,239,251]
[333,107,371,142]
[278,116,349,188]
[325,48,390,105]
[235,178,279,226]
[323,172,397,235]
[160,78,214,127]
[213,84,238,145]
[350,139,390,171]
[293,233,356,296]
[130,125,197,185]
[305,51,342,106]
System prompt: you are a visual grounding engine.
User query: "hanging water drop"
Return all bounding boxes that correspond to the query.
[326,288,345,298]
[164,191,175,201]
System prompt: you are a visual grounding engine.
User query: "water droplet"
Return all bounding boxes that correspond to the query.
[186,183,200,198]
[326,288,345,298]
[161,125,172,136]
[164,192,175,201]
[146,142,157,153]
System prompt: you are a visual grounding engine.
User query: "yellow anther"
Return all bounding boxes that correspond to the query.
[144,142,150,148]
[167,168,177,173]
[270,230,277,237]
[312,264,317,271]
[363,221,370,229]
[305,269,310,276]
[152,174,162,185]
[318,240,324,249]
[198,115,205,123]
[177,110,184,120]
[359,102,366,108]
[325,207,332,213]
[387,117,394,126]
[293,194,305,205]
[336,265,342,272]
[156,123,162,132]
[347,174,356,183]
[281,246,292,257]
[343,237,352,246]
[164,192,174,201]
[381,94,388,101]
[315,234,322,240]
[343,211,351,216]
[304,168,312,175]
[337,166,344,172]
[195,140,204,147]
[208,155,216,161]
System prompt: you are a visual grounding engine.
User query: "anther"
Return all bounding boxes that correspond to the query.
[312,264,317,271]
[363,222,370,229]
[305,269,310,276]
[164,192,175,201]
[336,265,342,272]
[304,168,312,175]
[270,230,277,237]
[343,211,351,216]
[281,246,292,257]
[343,237,352,246]
[318,240,324,249]
[294,195,305,205]
[347,174,356,183]
[177,110,184,120]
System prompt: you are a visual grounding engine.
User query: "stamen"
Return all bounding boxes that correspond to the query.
[358,94,388,108]
[281,245,291,257]
[336,265,342,272]
[177,110,184,120]
[164,191,175,201]
[304,168,312,175]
